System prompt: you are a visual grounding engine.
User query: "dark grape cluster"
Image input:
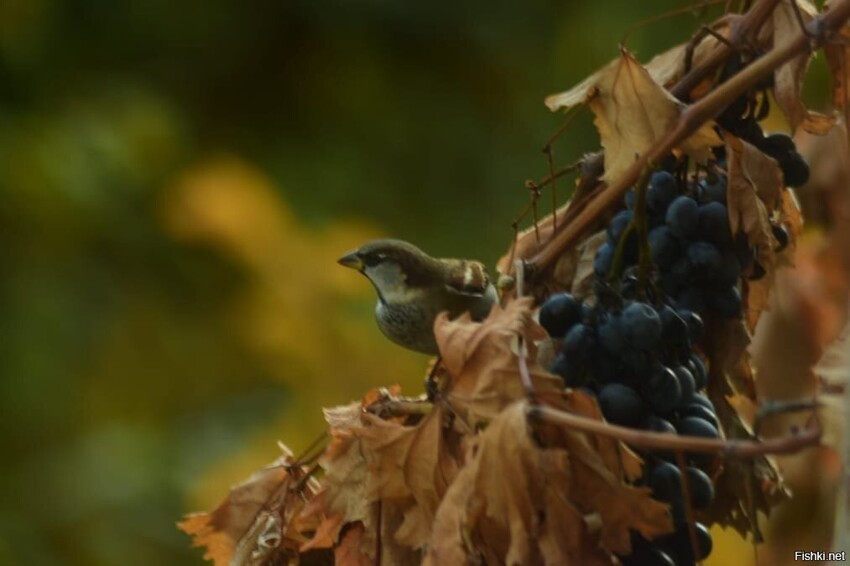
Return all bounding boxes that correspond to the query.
[539,160,794,565]
[536,45,809,566]
[641,171,754,317]
[542,285,717,564]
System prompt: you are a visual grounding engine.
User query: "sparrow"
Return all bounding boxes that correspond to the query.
[338,239,498,355]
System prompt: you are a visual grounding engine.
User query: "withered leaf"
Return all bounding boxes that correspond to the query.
[435,297,563,426]
[644,27,726,90]
[706,316,756,400]
[334,523,371,566]
[357,407,460,549]
[425,402,669,565]
[779,188,804,259]
[300,400,376,555]
[179,445,320,566]
[534,397,672,553]
[562,389,644,483]
[569,229,607,300]
[767,0,819,132]
[546,48,720,183]
[726,135,784,329]
[702,395,790,538]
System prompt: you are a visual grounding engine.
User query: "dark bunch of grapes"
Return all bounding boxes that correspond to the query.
[539,151,803,563]
[535,46,812,561]
[541,289,717,565]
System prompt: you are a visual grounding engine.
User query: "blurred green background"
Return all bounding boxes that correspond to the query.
[0,1,809,564]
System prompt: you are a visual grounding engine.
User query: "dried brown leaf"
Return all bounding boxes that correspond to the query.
[179,446,320,566]
[425,401,669,565]
[769,0,819,131]
[700,394,790,537]
[707,317,756,400]
[299,493,343,552]
[334,523,371,566]
[357,408,460,549]
[303,395,459,558]
[569,229,607,300]
[644,30,725,90]
[800,111,838,135]
[562,389,645,483]
[545,49,720,183]
[435,297,563,426]
[534,399,672,553]
[726,135,784,329]
[779,188,804,251]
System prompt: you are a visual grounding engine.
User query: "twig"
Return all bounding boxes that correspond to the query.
[672,0,782,100]
[291,432,329,467]
[684,20,738,76]
[621,0,728,45]
[292,462,322,493]
[676,451,702,566]
[532,404,822,457]
[365,397,434,418]
[545,147,558,231]
[525,181,542,243]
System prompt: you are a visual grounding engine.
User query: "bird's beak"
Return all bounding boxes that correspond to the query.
[337,251,364,271]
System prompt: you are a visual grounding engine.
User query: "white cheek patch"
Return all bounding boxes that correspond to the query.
[364,262,423,303]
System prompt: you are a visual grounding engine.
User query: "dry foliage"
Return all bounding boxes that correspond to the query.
[182,1,850,564]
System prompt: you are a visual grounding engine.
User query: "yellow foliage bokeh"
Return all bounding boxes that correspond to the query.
[160,157,426,510]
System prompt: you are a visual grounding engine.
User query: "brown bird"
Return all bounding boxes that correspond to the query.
[338,239,498,354]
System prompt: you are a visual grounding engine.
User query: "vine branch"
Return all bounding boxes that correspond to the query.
[531,404,822,457]
[529,0,850,274]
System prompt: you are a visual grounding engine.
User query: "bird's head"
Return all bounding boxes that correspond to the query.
[337,239,438,304]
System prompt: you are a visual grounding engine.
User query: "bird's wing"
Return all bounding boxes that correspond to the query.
[441,259,492,297]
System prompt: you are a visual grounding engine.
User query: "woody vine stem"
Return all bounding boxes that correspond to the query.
[521,0,850,277]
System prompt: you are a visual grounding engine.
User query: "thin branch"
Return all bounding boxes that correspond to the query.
[292,432,329,467]
[676,451,702,566]
[532,404,822,457]
[365,397,434,418]
[672,0,782,100]
[621,0,728,45]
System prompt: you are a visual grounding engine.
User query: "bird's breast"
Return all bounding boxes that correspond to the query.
[375,301,438,355]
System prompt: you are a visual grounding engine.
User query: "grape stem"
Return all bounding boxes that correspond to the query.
[292,432,330,467]
[631,169,653,298]
[675,451,702,566]
[530,403,821,457]
[608,223,636,285]
[528,0,850,274]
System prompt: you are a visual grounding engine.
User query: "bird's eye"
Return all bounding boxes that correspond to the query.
[363,254,384,267]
